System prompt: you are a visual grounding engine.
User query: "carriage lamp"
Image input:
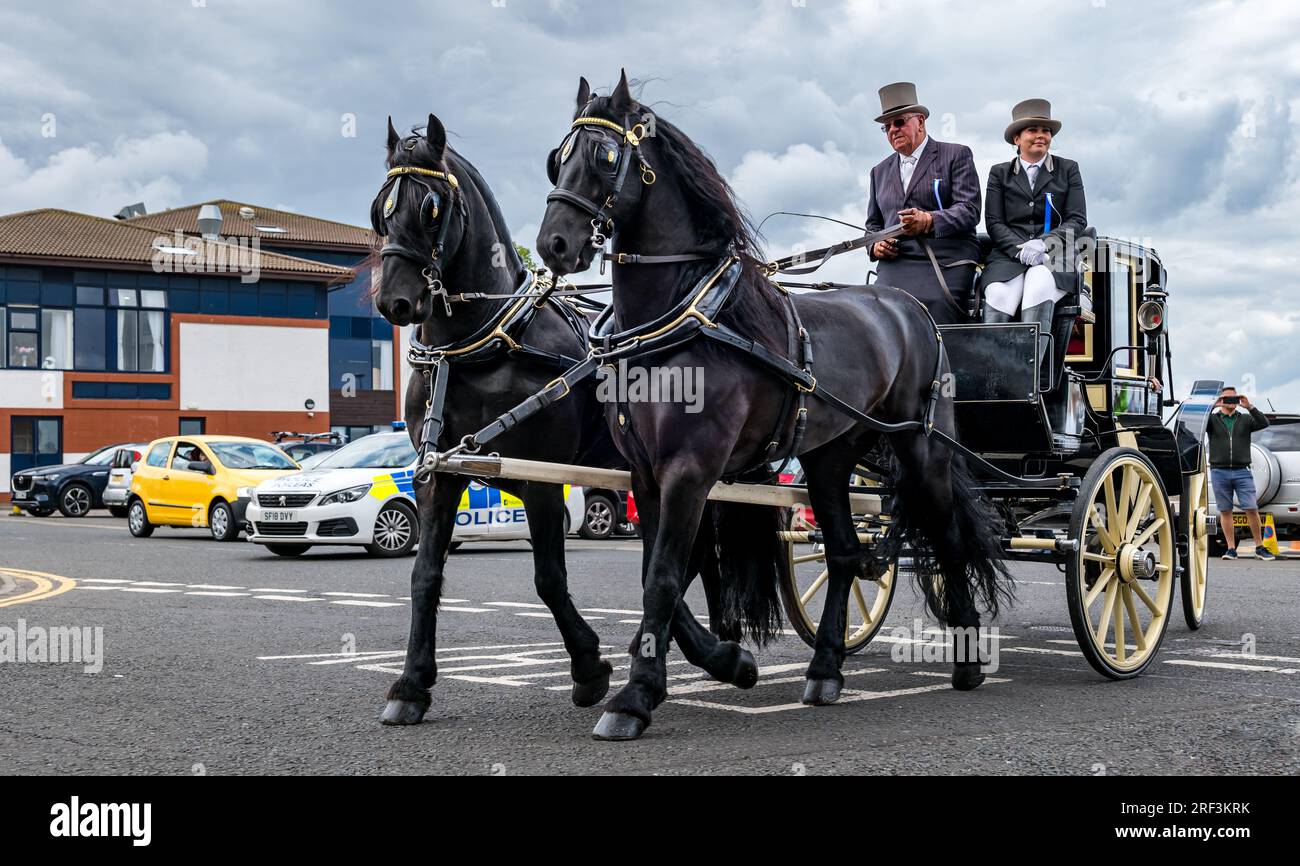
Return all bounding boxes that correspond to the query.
[1137,300,1165,334]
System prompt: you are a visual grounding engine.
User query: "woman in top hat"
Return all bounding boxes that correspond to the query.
[980,99,1088,338]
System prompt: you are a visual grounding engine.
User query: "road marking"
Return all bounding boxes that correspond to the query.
[77,578,132,584]
[186,591,249,598]
[580,608,642,615]
[321,592,390,598]
[77,586,120,591]
[120,587,183,594]
[131,581,185,587]
[0,568,78,608]
[254,594,324,602]
[1210,652,1300,664]
[673,676,1012,715]
[515,612,554,618]
[330,600,404,608]
[188,584,246,590]
[441,607,494,613]
[1164,659,1298,674]
[258,642,567,661]
[248,588,309,593]
[1002,646,1082,657]
[486,601,548,609]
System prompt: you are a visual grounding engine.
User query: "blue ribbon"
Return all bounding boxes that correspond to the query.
[933,178,944,211]
[1044,192,1054,234]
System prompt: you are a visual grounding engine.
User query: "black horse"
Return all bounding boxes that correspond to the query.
[369,114,758,725]
[537,73,1013,740]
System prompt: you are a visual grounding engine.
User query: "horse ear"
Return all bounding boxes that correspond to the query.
[386,116,400,153]
[425,113,446,160]
[610,68,634,113]
[575,76,591,108]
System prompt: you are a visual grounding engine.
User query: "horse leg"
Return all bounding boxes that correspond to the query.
[798,444,862,705]
[892,433,999,691]
[518,481,613,707]
[628,483,758,689]
[381,472,469,725]
[594,468,713,740]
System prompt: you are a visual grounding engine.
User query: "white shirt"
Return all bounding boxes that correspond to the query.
[899,136,930,190]
[1020,155,1046,190]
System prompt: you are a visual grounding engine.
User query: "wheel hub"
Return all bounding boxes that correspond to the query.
[1118,544,1157,583]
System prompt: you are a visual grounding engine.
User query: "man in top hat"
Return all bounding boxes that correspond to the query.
[864,82,982,324]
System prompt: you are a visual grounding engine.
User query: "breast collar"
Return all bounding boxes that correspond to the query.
[408,268,589,370]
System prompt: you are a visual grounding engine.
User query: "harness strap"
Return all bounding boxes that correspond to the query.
[416,358,450,467]
[920,238,978,319]
[459,355,603,455]
[769,224,907,275]
[601,251,720,267]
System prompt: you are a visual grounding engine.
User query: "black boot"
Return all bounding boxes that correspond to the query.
[1020,301,1055,382]
[981,304,1013,324]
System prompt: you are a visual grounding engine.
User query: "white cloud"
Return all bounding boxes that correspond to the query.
[0,131,208,217]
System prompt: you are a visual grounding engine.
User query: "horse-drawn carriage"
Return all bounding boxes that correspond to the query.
[370,77,1218,738]
[780,234,1218,679]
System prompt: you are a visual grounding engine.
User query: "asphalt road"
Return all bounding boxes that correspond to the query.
[2,510,1299,775]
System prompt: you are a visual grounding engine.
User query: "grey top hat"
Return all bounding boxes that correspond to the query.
[1004,98,1062,144]
[875,82,930,124]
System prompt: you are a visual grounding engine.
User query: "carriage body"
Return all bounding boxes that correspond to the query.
[783,236,1216,680]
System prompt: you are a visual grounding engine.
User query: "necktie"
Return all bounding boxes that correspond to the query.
[1027,163,1039,191]
[901,155,918,190]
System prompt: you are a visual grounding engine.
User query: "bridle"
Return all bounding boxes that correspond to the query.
[546,114,656,251]
[374,162,463,316]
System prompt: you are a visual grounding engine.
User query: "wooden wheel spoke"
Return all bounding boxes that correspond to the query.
[793,553,824,565]
[1125,481,1154,541]
[1122,586,1149,653]
[1085,566,1116,608]
[1088,506,1118,553]
[1128,579,1161,617]
[1114,588,1127,664]
[1116,467,1137,534]
[1081,551,1115,564]
[1095,578,1119,646]
[1132,516,1166,549]
[852,580,873,626]
[800,569,830,606]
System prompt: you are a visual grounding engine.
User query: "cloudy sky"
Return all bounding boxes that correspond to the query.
[2,0,1298,406]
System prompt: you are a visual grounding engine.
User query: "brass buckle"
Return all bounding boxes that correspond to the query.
[796,374,817,394]
[545,376,572,400]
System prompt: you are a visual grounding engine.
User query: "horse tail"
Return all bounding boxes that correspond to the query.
[691,504,741,642]
[711,501,786,645]
[885,451,1014,624]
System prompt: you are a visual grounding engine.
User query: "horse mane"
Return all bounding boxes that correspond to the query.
[586,95,763,261]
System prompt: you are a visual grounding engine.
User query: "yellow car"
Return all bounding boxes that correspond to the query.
[127,435,299,541]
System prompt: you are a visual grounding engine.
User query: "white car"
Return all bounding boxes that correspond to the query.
[244,432,583,557]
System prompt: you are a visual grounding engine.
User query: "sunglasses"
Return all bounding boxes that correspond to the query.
[880,114,919,132]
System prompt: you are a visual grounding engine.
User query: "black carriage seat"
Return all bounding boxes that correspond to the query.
[971,228,1097,393]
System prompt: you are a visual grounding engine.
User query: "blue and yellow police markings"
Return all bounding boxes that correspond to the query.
[369,469,417,502]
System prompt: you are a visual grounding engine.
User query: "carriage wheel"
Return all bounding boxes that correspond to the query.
[778,486,897,655]
[1065,448,1176,679]
[1179,456,1210,630]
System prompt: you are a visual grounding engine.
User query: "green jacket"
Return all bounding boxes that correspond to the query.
[1207,407,1269,469]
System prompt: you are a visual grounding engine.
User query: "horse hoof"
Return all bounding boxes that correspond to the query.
[591,711,647,741]
[380,699,427,725]
[571,661,613,708]
[802,677,842,705]
[952,664,986,692]
[730,648,759,689]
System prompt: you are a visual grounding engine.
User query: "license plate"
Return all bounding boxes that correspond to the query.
[262,510,297,522]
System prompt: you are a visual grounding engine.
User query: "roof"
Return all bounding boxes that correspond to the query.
[125,200,376,250]
[0,209,354,280]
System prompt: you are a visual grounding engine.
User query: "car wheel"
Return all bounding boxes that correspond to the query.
[108,505,129,519]
[208,500,239,542]
[266,543,311,557]
[57,483,94,518]
[580,494,616,540]
[127,499,155,538]
[26,506,55,517]
[366,502,418,557]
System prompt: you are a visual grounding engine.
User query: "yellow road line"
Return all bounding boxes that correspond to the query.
[0,568,78,608]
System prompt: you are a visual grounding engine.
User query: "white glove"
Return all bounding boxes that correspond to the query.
[1018,238,1047,267]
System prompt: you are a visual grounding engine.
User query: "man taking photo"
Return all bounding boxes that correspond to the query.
[1209,386,1275,560]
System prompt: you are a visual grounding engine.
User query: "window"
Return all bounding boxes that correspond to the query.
[77,286,103,306]
[40,309,73,369]
[172,441,208,470]
[145,442,172,467]
[0,305,5,367]
[74,308,106,370]
[372,339,393,390]
[8,307,38,367]
[117,309,165,372]
[111,288,138,307]
[141,289,167,308]
[179,418,205,436]
[207,441,296,470]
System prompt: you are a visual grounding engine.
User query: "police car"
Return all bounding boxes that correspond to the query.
[244,431,583,557]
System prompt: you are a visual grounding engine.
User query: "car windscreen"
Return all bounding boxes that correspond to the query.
[80,444,123,466]
[1255,421,1300,453]
[316,435,416,469]
[208,442,298,470]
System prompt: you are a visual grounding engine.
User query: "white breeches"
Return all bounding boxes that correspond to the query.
[984,265,1065,316]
